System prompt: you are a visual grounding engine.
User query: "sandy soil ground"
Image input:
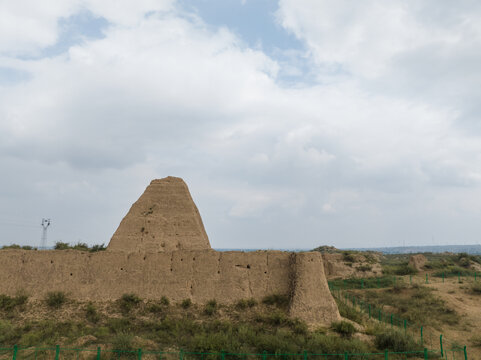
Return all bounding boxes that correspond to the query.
[425,278,481,359]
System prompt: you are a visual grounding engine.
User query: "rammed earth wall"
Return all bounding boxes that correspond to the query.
[0,177,341,327]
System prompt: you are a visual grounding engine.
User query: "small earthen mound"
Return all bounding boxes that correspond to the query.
[409,254,427,271]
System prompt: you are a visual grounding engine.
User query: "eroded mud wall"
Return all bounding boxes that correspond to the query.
[0,249,290,303]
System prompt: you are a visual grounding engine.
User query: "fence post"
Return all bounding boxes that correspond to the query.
[424,348,428,359]
[12,345,17,360]
[426,274,428,284]
[180,349,184,360]
[344,352,348,360]
[440,335,443,357]
[464,345,468,360]
[384,350,388,360]
[55,345,60,360]
[97,346,101,360]
[421,327,424,345]
[138,348,142,360]
[262,351,267,360]
[303,350,308,360]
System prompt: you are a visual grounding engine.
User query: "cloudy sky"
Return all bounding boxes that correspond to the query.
[1,0,481,250]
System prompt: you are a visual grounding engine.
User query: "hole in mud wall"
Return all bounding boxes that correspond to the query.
[70,273,73,276]
[181,258,183,262]
[217,270,220,274]
[247,264,251,269]
[193,257,196,261]
[170,268,173,272]
[143,256,146,260]
[120,268,124,271]
[264,271,267,274]
[50,260,54,264]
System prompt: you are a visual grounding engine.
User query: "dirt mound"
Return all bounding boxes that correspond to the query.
[108,177,211,253]
[408,254,427,271]
[321,253,382,279]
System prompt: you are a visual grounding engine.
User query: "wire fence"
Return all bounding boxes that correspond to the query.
[0,346,459,360]
[328,272,479,291]
[328,286,468,360]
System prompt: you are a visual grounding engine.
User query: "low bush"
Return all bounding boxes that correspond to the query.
[331,321,356,338]
[470,334,481,347]
[160,296,170,306]
[119,293,141,313]
[181,298,192,309]
[356,264,372,272]
[112,332,136,358]
[262,294,289,307]
[45,291,67,309]
[375,329,422,352]
[471,282,481,295]
[0,293,28,311]
[85,302,100,323]
[235,298,257,309]
[335,299,364,324]
[204,299,217,316]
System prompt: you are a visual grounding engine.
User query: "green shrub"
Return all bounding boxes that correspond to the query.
[335,299,364,324]
[54,242,70,250]
[1,244,21,250]
[204,300,217,316]
[112,332,136,358]
[331,321,356,338]
[343,252,356,263]
[45,291,67,308]
[356,264,372,272]
[90,244,106,252]
[236,298,257,309]
[181,298,192,309]
[262,294,289,307]
[119,293,141,313]
[375,329,422,352]
[148,303,163,313]
[160,296,170,306]
[471,334,481,347]
[0,293,28,311]
[85,302,100,323]
[72,242,89,251]
[471,282,481,295]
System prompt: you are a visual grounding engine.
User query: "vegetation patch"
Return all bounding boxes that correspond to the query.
[351,285,458,327]
[204,299,217,316]
[54,242,106,252]
[119,294,142,314]
[181,298,192,309]
[375,329,422,352]
[331,321,356,338]
[0,293,28,311]
[261,294,289,307]
[45,291,67,309]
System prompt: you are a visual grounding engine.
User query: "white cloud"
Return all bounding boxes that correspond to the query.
[1,0,481,248]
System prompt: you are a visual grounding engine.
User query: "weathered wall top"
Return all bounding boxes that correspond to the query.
[108,176,211,253]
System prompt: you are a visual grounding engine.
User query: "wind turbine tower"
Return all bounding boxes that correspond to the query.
[40,218,51,249]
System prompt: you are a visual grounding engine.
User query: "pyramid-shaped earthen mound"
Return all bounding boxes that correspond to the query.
[108,176,211,253]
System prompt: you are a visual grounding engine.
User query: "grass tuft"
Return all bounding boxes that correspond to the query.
[45,291,67,309]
